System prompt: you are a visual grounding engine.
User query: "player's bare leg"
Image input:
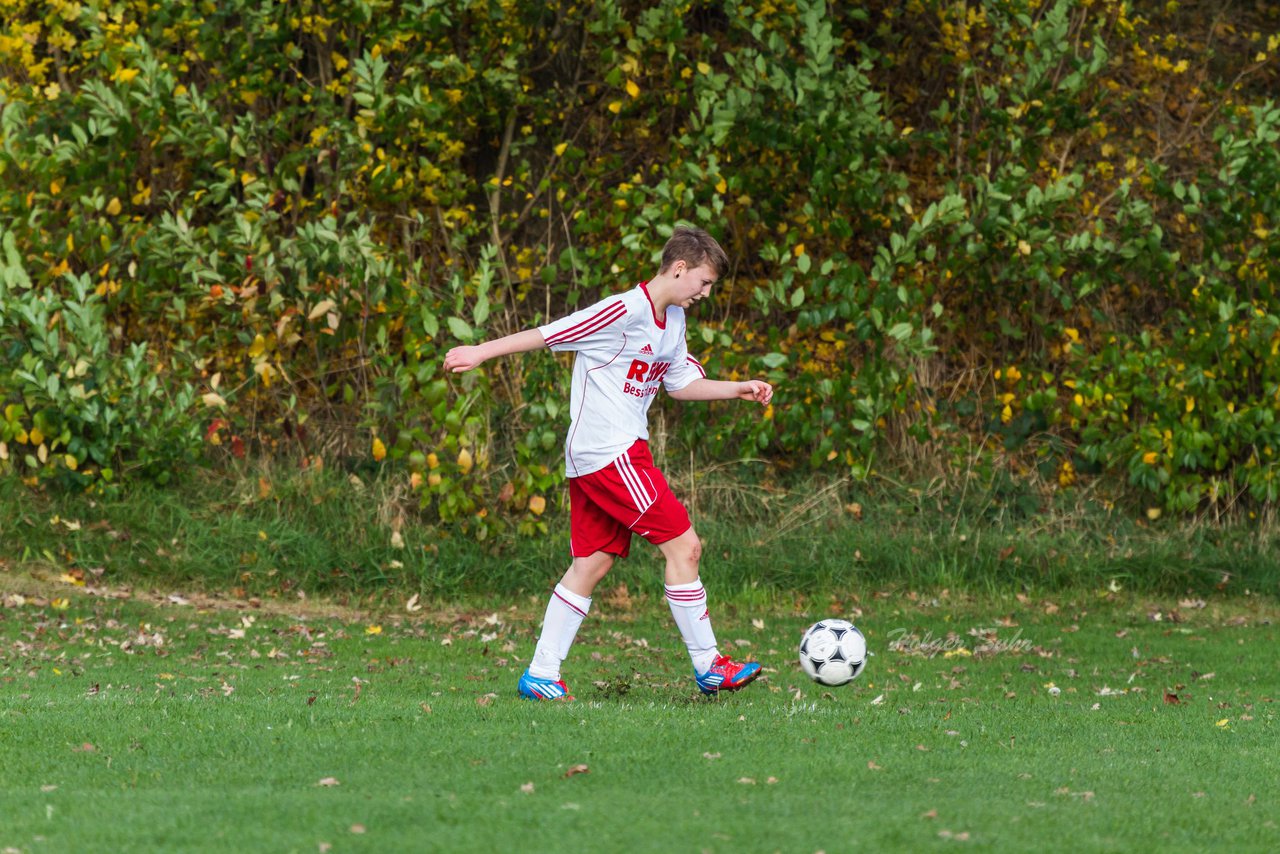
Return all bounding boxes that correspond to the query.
[561,550,615,597]
[658,528,701,587]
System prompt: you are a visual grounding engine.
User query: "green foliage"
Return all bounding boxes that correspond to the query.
[2,0,1279,518]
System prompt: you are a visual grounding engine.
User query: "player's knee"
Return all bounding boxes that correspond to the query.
[576,552,614,583]
[682,529,702,565]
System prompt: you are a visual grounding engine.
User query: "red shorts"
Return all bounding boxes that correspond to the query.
[568,440,691,558]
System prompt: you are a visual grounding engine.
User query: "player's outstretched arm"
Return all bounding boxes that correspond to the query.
[669,378,773,406]
[443,329,547,373]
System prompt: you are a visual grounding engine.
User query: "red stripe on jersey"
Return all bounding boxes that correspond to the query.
[545,301,626,346]
[687,356,707,378]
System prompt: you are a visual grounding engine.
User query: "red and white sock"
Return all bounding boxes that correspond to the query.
[528,583,591,680]
[665,579,719,674]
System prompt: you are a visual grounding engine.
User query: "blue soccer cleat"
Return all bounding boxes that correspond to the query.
[695,654,762,695]
[518,668,575,701]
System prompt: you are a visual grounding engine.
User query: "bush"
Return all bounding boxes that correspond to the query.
[2,0,1279,519]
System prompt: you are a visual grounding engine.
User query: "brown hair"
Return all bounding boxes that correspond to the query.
[660,226,729,279]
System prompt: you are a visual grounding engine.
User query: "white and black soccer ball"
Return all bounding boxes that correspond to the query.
[798,619,867,686]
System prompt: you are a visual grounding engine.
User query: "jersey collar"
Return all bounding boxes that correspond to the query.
[638,281,666,329]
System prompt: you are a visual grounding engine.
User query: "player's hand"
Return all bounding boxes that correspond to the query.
[443,344,487,373]
[738,380,773,406]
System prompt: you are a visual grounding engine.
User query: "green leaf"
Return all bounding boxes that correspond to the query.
[447,317,475,341]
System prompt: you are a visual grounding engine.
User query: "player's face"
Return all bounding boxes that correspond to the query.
[676,263,717,308]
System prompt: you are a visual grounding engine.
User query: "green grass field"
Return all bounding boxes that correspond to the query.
[2,573,1276,853]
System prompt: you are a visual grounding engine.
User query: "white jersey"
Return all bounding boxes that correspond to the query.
[538,283,706,477]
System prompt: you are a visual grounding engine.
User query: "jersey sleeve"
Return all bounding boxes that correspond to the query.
[538,296,630,353]
[661,320,708,393]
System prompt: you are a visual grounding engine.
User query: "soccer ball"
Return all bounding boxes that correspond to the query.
[798,619,867,686]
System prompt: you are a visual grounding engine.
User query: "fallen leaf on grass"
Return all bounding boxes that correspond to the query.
[938,830,971,841]
[476,693,497,707]
[1164,692,1182,705]
[737,777,756,785]
[564,764,589,778]
[703,752,722,760]
[73,743,95,752]
[406,594,422,613]
[921,809,938,819]
[349,824,366,834]
[867,760,883,771]
[520,782,535,794]
[317,777,340,787]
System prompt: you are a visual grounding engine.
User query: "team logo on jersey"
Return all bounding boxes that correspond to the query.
[623,358,670,398]
[625,359,670,383]
[639,344,654,355]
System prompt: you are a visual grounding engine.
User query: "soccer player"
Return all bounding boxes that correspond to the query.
[443,226,774,700]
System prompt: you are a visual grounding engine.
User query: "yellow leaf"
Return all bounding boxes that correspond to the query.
[113,67,140,84]
[793,244,806,257]
[366,625,383,635]
[248,334,268,359]
[1142,451,1159,465]
[50,179,63,196]
[106,197,122,216]
[457,447,474,474]
[372,437,387,462]
[240,172,256,187]
[309,299,337,320]
[607,101,622,114]
[1146,507,1162,521]
[1185,397,1195,413]
[202,392,227,408]
[1018,240,1032,255]
[554,142,568,157]
[529,495,546,515]
[59,572,85,587]
[51,598,70,611]
[30,427,45,446]
[66,234,75,253]
[64,454,77,471]
[409,472,423,490]
[696,62,711,74]
[426,452,439,470]
[625,79,640,98]
[715,177,727,194]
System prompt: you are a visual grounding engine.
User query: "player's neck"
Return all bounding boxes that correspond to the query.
[642,273,678,316]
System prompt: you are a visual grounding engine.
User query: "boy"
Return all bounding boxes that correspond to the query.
[443,226,774,700]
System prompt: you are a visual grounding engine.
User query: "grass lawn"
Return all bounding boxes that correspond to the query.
[1,573,1277,853]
